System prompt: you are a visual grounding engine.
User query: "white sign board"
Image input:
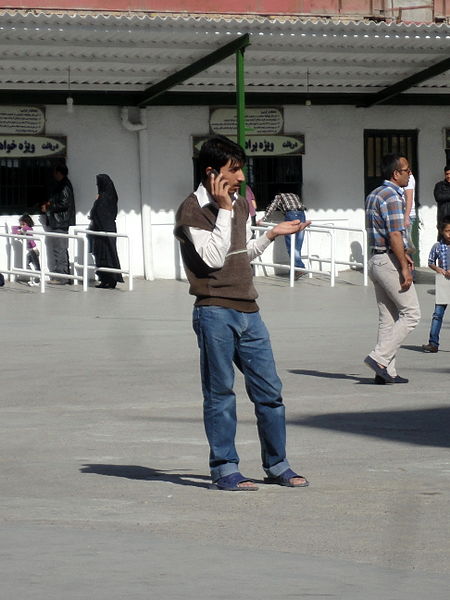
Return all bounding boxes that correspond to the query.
[194,134,304,157]
[0,136,66,158]
[210,107,283,135]
[0,106,45,135]
[435,273,450,304]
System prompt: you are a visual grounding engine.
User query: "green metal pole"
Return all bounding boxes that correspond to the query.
[236,46,247,196]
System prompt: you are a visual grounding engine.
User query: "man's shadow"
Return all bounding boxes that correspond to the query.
[289,369,374,384]
[80,464,211,489]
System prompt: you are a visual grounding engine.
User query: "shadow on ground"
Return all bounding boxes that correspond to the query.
[291,406,450,448]
[402,344,450,354]
[289,369,375,384]
[80,464,211,488]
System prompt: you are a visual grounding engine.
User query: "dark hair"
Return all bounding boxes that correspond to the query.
[380,154,406,180]
[438,216,450,240]
[445,165,450,172]
[19,214,34,227]
[54,163,68,177]
[198,135,246,181]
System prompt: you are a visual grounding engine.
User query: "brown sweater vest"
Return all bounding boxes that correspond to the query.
[174,193,259,312]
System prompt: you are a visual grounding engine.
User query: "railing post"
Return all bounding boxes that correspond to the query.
[39,233,46,293]
[329,231,335,287]
[362,229,368,286]
[290,233,295,287]
[82,236,88,292]
[128,236,133,291]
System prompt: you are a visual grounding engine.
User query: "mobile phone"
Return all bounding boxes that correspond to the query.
[209,168,219,178]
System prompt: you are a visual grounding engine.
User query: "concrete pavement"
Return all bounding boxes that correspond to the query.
[1,270,449,599]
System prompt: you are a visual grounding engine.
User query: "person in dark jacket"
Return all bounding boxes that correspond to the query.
[89,174,123,289]
[434,165,450,226]
[41,163,75,284]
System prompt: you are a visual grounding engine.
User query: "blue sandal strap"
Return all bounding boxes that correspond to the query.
[212,472,258,491]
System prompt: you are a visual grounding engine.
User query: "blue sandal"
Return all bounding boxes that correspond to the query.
[264,468,309,488]
[211,472,259,491]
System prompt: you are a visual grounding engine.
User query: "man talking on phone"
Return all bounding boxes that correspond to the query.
[174,135,311,491]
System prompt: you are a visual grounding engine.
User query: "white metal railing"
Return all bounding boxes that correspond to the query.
[252,222,368,287]
[2,226,132,292]
[73,228,133,291]
[1,228,88,292]
[1,230,46,293]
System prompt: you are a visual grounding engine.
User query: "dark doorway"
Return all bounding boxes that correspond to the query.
[364,129,419,257]
[0,157,63,216]
[364,129,418,196]
[193,155,303,211]
[246,156,303,210]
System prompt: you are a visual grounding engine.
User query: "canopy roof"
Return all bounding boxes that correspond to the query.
[0,10,449,106]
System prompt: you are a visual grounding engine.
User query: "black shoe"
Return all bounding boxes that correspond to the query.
[95,282,111,288]
[422,344,438,353]
[364,355,394,384]
[374,374,409,385]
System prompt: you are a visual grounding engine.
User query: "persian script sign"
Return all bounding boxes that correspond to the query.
[194,134,305,157]
[0,107,45,135]
[210,107,284,136]
[0,136,66,158]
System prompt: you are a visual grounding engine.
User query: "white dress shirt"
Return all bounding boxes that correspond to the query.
[184,183,272,269]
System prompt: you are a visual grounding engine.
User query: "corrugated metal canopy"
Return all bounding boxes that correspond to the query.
[0,10,449,106]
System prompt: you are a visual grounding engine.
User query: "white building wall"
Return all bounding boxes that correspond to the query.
[145,106,208,279]
[1,106,144,278]
[146,103,448,278]
[1,103,447,280]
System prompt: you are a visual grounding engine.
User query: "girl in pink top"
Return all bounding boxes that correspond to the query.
[17,214,41,286]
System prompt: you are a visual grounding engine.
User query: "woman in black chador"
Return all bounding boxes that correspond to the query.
[89,174,124,289]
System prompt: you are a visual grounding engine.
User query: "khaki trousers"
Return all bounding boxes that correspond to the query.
[368,252,421,377]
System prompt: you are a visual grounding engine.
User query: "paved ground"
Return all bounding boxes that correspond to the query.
[1,269,449,599]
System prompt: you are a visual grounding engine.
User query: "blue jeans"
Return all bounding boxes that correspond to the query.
[284,210,306,269]
[429,304,447,348]
[192,305,290,482]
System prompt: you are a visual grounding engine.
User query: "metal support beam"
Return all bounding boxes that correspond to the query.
[137,34,250,108]
[0,89,448,108]
[236,44,247,196]
[360,55,450,107]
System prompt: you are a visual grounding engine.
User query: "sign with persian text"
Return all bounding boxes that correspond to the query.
[0,136,66,158]
[194,134,304,157]
[0,107,45,135]
[210,107,283,135]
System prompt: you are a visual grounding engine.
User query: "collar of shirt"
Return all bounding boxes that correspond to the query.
[382,180,404,197]
[195,182,237,208]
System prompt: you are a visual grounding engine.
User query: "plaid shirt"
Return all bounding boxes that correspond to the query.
[264,193,306,221]
[428,242,449,271]
[365,180,407,251]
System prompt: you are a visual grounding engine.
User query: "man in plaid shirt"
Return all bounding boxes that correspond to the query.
[261,191,307,280]
[364,153,421,384]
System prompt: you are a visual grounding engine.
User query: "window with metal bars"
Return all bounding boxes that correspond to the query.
[0,157,62,216]
[364,129,420,259]
[193,155,303,211]
[364,129,418,197]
